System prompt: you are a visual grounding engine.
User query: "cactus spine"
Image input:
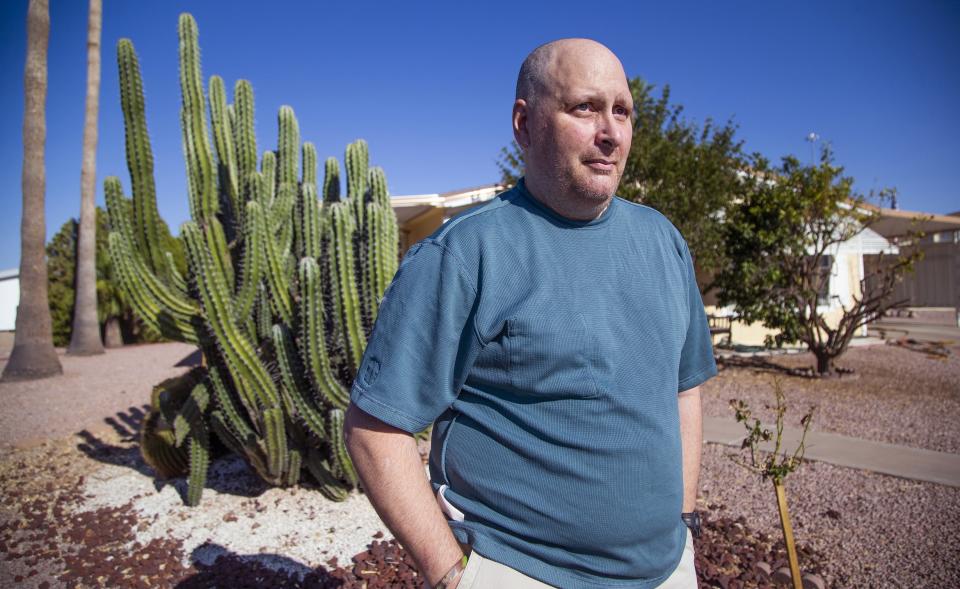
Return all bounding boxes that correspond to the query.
[108,13,399,504]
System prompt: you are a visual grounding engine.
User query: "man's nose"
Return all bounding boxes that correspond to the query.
[596,111,624,150]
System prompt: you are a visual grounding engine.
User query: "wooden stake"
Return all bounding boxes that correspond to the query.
[775,481,803,589]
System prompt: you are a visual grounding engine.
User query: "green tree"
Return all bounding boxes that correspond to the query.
[495,140,524,188]
[46,218,78,347]
[46,207,170,347]
[497,77,746,286]
[714,149,919,375]
[618,78,745,280]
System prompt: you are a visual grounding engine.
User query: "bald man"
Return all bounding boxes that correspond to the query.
[344,39,716,588]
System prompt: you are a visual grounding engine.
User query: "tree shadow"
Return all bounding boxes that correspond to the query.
[175,542,349,588]
[716,354,830,379]
[886,337,953,359]
[76,405,268,502]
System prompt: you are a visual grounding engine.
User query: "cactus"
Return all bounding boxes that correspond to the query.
[140,370,202,479]
[108,13,399,504]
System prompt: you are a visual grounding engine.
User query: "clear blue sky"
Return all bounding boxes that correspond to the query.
[2,0,958,271]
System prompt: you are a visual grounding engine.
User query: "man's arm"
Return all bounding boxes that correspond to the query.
[343,403,465,587]
[678,385,702,512]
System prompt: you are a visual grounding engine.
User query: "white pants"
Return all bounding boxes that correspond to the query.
[456,530,697,589]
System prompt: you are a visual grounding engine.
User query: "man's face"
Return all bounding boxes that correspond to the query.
[520,43,634,205]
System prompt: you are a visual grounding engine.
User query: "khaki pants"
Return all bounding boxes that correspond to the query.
[456,530,697,589]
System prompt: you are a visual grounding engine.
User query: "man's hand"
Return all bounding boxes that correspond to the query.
[678,385,702,513]
[343,403,465,587]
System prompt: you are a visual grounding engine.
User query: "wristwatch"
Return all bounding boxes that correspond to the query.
[681,511,702,538]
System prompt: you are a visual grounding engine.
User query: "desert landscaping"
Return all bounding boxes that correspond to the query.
[1,339,958,588]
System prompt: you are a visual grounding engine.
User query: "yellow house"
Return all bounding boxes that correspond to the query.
[392,184,507,252]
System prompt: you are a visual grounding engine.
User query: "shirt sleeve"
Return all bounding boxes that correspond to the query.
[676,240,718,392]
[350,239,482,433]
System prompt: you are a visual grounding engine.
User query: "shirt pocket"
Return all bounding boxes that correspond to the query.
[505,310,601,400]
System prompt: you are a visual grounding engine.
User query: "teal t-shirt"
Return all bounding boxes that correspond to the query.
[350,180,717,588]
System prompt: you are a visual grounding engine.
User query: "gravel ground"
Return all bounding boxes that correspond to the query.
[0,427,827,589]
[0,342,199,448]
[702,341,960,453]
[0,427,397,588]
[1,340,958,587]
[701,443,960,588]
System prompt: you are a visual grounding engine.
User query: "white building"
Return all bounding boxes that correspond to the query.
[0,268,19,332]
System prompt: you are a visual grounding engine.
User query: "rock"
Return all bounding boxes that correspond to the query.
[802,573,826,589]
[754,561,772,577]
[772,566,794,584]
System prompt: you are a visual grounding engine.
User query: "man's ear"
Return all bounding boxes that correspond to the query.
[513,99,531,148]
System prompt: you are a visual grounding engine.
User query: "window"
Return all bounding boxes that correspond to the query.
[816,255,833,306]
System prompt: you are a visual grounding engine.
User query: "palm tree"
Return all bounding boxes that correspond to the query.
[2,0,62,381]
[68,0,104,356]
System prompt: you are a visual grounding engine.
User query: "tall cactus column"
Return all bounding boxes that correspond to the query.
[104,13,400,506]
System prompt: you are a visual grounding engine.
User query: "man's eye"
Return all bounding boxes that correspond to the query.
[575,103,591,111]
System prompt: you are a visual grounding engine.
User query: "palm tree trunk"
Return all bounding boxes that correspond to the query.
[68,0,104,356]
[3,0,62,382]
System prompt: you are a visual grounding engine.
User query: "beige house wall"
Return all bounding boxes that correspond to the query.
[704,304,851,348]
[400,208,445,254]
[847,254,862,301]
[704,304,796,348]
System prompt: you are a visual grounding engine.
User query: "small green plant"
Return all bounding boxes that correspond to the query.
[729,380,814,483]
[729,378,815,589]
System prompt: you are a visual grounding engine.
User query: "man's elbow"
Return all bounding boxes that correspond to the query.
[343,403,410,454]
[343,403,366,453]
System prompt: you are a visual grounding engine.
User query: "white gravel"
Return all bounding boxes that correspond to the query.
[75,453,392,574]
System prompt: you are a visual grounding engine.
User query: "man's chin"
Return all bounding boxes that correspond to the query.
[574,177,619,202]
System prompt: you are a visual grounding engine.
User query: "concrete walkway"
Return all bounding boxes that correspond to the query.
[704,416,960,488]
[867,319,960,343]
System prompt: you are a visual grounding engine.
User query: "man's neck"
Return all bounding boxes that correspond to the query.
[522,177,612,222]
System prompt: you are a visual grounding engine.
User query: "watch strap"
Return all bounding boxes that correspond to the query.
[681,511,702,539]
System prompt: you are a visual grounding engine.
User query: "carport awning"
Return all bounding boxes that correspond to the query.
[390,184,505,225]
[865,206,960,239]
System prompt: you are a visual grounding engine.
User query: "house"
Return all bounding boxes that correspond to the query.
[0,267,18,357]
[868,207,960,324]
[389,186,960,345]
[699,224,906,346]
[392,184,507,252]
[0,268,18,332]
